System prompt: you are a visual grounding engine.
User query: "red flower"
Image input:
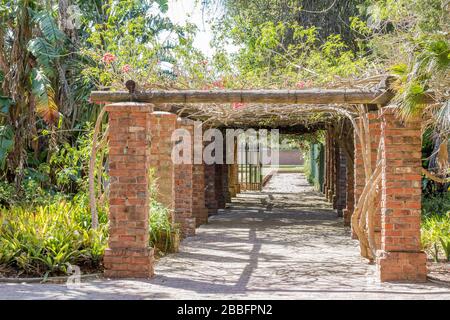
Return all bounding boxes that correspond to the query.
[232,102,245,110]
[101,52,116,64]
[121,64,131,73]
[200,60,208,66]
[212,79,225,89]
[296,81,306,89]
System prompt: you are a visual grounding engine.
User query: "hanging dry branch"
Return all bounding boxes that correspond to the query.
[421,168,450,183]
[89,107,106,229]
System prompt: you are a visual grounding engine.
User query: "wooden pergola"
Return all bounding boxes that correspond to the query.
[90,85,435,282]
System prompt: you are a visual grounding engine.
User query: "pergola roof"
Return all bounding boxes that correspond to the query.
[90,86,435,129]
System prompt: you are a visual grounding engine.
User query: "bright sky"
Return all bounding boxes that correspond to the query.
[166,0,216,57]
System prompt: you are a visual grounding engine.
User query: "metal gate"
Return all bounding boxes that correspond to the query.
[238,141,263,191]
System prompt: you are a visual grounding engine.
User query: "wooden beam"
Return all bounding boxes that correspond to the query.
[222,123,326,134]
[91,89,408,105]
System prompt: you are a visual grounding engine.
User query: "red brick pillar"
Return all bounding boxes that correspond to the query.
[104,102,154,278]
[227,141,238,198]
[332,140,340,209]
[353,123,364,239]
[368,112,382,250]
[193,162,208,226]
[192,122,208,226]
[174,118,196,237]
[215,163,226,209]
[376,106,426,282]
[329,139,336,203]
[228,164,237,198]
[323,131,330,197]
[222,163,231,204]
[343,129,355,226]
[204,163,218,214]
[233,139,240,194]
[335,145,347,216]
[149,112,176,221]
[325,132,336,202]
[204,132,218,214]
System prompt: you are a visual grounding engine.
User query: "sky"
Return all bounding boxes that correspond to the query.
[165,0,216,57]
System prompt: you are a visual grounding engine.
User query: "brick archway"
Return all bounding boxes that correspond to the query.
[95,88,430,282]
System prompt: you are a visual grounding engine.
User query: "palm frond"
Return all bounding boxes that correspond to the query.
[31,68,59,125]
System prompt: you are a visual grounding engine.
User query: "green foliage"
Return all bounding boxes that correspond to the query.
[148,168,180,254]
[422,193,450,218]
[421,193,450,261]
[149,199,179,254]
[81,0,207,90]
[49,124,98,194]
[0,200,108,276]
[421,213,450,262]
[0,125,14,170]
[363,0,449,125]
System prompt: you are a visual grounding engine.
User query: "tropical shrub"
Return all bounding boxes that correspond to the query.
[421,213,450,262]
[0,200,108,277]
[148,168,180,254]
[422,193,450,218]
[421,192,450,262]
[149,200,180,254]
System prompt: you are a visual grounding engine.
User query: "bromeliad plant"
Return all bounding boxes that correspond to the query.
[147,168,180,254]
[0,200,108,277]
[421,212,450,262]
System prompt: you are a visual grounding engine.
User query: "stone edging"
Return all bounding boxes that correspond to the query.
[427,276,450,287]
[0,273,103,284]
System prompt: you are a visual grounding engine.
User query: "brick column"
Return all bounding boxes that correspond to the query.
[222,163,231,204]
[204,132,218,214]
[228,164,237,198]
[376,106,426,282]
[352,121,365,239]
[193,162,208,226]
[204,163,218,214]
[104,102,154,278]
[191,121,208,227]
[329,139,336,203]
[335,145,347,216]
[343,129,355,226]
[215,163,226,209]
[325,131,336,202]
[332,140,340,209]
[174,118,196,237]
[233,139,240,194]
[149,112,176,221]
[323,131,330,197]
[368,112,382,250]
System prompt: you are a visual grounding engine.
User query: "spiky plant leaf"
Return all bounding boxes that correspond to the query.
[27,38,59,77]
[30,11,66,44]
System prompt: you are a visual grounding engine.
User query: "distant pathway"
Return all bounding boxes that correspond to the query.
[1,173,449,299]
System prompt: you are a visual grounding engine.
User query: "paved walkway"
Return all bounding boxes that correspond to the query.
[1,173,449,299]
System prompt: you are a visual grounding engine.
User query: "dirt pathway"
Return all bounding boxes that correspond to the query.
[0,173,449,299]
